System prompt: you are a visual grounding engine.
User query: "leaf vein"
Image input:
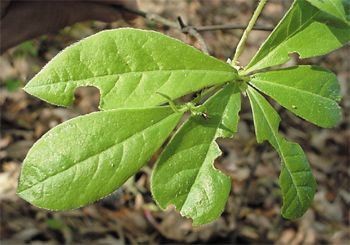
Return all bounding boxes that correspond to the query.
[19,113,177,193]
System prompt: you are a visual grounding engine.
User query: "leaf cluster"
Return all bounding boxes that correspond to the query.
[18,0,349,225]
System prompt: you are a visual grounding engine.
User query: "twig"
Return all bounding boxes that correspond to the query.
[118,5,273,54]
[187,29,209,53]
[120,6,273,32]
[232,0,268,66]
[192,24,273,32]
[177,16,210,54]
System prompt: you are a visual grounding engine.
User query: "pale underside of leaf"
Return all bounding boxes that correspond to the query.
[250,65,342,128]
[24,28,238,109]
[247,87,316,219]
[151,84,241,225]
[244,0,350,74]
[17,107,183,210]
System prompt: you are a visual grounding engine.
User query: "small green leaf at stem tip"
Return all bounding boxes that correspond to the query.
[24,28,238,110]
[247,86,316,219]
[244,0,350,74]
[250,65,342,128]
[152,84,241,225]
[17,107,183,210]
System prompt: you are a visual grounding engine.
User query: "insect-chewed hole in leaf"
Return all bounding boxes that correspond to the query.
[216,139,229,158]
[287,51,302,63]
[213,154,230,177]
[73,86,101,113]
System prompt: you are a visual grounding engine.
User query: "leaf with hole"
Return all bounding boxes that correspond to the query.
[24,28,238,109]
[16,0,350,225]
[247,87,316,219]
[151,84,241,225]
[244,0,350,73]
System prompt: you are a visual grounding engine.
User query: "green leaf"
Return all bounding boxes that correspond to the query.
[306,0,350,23]
[151,84,241,225]
[24,28,238,109]
[15,41,38,57]
[6,79,22,92]
[250,65,342,128]
[247,87,316,219]
[17,107,183,210]
[244,0,350,74]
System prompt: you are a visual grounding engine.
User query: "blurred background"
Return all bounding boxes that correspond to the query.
[1,0,349,244]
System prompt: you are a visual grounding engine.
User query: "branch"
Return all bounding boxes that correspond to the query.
[177,16,209,54]
[189,24,273,32]
[118,6,273,54]
[120,6,273,32]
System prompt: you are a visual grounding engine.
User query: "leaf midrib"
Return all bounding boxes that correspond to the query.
[179,107,232,212]
[18,112,179,193]
[248,88,304,209]
[26,69,235,89]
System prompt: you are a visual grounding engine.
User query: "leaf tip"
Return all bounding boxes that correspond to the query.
[23,80,73,108]
[281,210,302,220]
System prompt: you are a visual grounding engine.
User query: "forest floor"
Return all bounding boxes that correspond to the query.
[1,0,349,244]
